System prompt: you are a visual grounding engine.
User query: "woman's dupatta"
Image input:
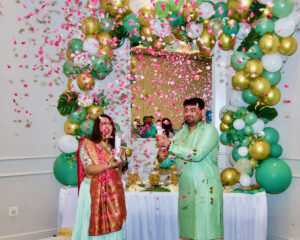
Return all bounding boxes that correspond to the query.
[78,138,126,236]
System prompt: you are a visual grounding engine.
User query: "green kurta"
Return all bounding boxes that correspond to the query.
[160,122,223,240]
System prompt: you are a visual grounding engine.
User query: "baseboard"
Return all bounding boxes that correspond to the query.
[268,233,295,240]
[0,228,57,240]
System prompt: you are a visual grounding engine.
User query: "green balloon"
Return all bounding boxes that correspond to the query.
[91,55,110,72]
[261,70,281,86]
[69,39,83,52]
[63,60,75,77]
[245,112,257,125]
[243,125,254,135]
[256,158,292,194]
[114,122,121,132]
[80,119,94,136]
[240,136,250,146]
[263,127,280,144]
[242,88,259,104]
[214,2,227,18]
[261,118,270,124]
[129,34,141,44]
[247,44,264,59]
[231,51,248,70]
[168,11,184,27]
[124,14,140,33]
[272,0,294,18]
[237,107,248,115]
[220,131,229,144]
[254,18,274,36]
[68,107,86,123]
[99,17,115,32]
[155,1,171,18]
[270,143,283,157]
[53,153,78,186]
[232,145,250,161]
[223,19,239,35]
[169,0,184,10]
[247,168,254,177]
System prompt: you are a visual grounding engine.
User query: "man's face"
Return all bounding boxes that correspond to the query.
[145,117,153,125]
[184,105,203,126]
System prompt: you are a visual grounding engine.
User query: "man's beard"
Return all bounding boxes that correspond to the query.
[185,117,202,126]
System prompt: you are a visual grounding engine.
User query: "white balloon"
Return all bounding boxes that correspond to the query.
[251,119,265,133]
[287,9,300,26]
[73,52,89,68]
[235,158,252,174]
[239,174,251,187]
[230,90,248,107]
[151,18,172,38]
[58,135,79,153]
[78,93,94,107]
[83,37,100,55]
[279,53,289,62]
[233,119,246,130]
[199,2,215,19]
[186,21,203,39]
[238,146,248,157]
[262,53,283,72]
[274,18,295,37]
[236,23,251,40]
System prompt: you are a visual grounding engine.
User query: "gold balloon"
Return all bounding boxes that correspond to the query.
[101,0,128,17]
[202,19,210,27]
[98,45,113,60]
[260,7,273,18]
[262,86,281,106]
[250,76,271,97]
[137,6,154,26]
[196,28,216,57]
[278,36,298,56]
[221,168,241,186]
[221,113,233,125]
[248,135,255,143]
[77,73,95,91]
[64,120,80,135]
[182,3,199,22]
[82,16,100,35]
[249,158,259,169]
[220,122,230,132]
[87,105,104,120]
[67,78,73,90]
[97,32,114,48]
[172,27,185,41]
[218,33,236,51]
[66,48,74,60]
[248,139,270,160]
[232,70,251,90]
[259,34,280,54]
[227,0,254,22]
[125,147,132,157]
[244,59,264,78]
[151,38,165,51]
[139,25,155,44]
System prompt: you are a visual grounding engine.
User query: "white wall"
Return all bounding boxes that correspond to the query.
[0,1,300,240]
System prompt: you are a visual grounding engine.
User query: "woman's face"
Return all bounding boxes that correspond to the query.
[99,117,113,139]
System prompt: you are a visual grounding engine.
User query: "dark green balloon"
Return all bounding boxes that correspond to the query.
[247,43,264,59]
[243,125,254,136]
[124,14,140,33]
[67,106,86,123]
[114,122,121,132]
[223,19,239,35]
[214,2,227,18]
[270,143,283,157]
[53,153,78,186]
[240,136,250,147]
[80,119,94,136]
[263,127,280,144]
[168,11,184,27]
[99,17,115,32]
[262,70,281,86]
[245,112,257,125]
[242,88,259,104]
[247,168,254,177]
[256,158,292,194]
[91,55,110,72]
[220,131,229,144]
[254,18,274,36]
[70,39,83,52]
[231,51,248,70]
[232,145,250,161]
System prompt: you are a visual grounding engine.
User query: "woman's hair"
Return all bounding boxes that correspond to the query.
[162,118,174,138]
[89,114,115,148]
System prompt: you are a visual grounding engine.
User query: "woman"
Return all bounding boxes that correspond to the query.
[161,118,174,138]
[72,114,127,240]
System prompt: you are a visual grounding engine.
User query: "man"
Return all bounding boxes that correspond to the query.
[157,98,223,240]
[141,116,156,138]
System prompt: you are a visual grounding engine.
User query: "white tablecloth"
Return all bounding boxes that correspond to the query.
[57,188,267,240]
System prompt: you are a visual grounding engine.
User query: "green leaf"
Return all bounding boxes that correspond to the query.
[237,29,261,52]
[249,2,266,23]
[247,103,278,121]
[57,91,79,116]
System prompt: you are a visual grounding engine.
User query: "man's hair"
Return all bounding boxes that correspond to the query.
[183,98,205,110]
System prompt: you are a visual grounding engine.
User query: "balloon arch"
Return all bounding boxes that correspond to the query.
[54,0,297,194]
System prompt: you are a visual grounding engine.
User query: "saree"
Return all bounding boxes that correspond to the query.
[77,137,127,236]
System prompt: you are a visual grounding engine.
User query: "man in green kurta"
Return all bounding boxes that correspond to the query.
[157,98,223,240]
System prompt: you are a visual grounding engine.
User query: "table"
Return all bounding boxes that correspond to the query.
[57,188,267,240]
